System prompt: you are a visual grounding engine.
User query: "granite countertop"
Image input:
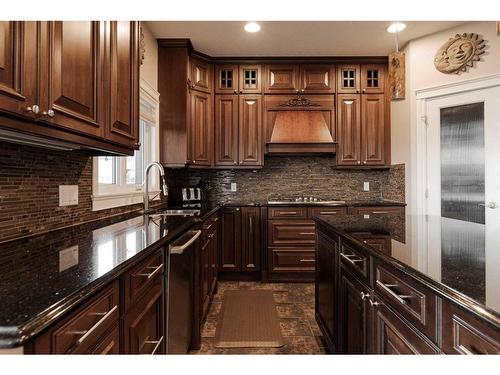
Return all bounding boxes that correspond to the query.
[313,213,500,328]
[0,202,221,348]
[216,198,406,207]
[0,198,405,348]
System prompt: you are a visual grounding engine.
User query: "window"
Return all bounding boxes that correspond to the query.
[92,80,160,211]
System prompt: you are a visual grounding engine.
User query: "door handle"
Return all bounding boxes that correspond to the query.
[479,202,497,209]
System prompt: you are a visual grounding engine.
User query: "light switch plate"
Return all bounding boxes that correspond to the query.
[231,183,237,192]
[363,182,370,191]
[59,185,78,206]
[59,245,79,272]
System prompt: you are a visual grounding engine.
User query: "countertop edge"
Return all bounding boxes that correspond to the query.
[313,215,500,331]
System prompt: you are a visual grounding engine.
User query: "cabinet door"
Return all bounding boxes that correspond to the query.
[300,64,335,93]
[372,301,440,354]
[189,57,212,93]
[189,90,213,166]
[337,94,361,166]
[0,21,38,119]
[337,64,360,94]
[315,232,338,351]
[361,94,386,166]
[220,207,242,271]
[238,95,262,166]
[42,21,105,137]
[210,220,219,291]
[201,236,211,315]
[361,64,385,94]
[241,207,261,272]
[215,64,238,94]
[239,65,261,94]
[106,21,139,149]
[264,64,300,94]
[214,94,238,166]
[338,267,370,354]
[123,276,164,354]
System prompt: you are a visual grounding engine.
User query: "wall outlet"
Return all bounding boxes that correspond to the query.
[59,185,78,206]
[230,182,237,192]
[363,182,370,191]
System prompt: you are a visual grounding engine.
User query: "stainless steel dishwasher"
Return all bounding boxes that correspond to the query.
[165,229,201,354]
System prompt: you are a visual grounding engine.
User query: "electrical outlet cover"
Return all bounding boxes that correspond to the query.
[230,182,237,192]
[363,182,370,191]
[59,185,78,206]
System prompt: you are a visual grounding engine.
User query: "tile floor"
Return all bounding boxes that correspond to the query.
[190,281,328,354]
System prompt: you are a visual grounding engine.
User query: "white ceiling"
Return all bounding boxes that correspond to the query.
[146,21,465,57]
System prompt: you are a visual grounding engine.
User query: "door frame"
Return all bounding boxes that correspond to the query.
[412,73,500,270]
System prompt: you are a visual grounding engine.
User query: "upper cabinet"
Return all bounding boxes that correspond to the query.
[215,65,239,94]
[0,22,38,120]
[238,65,262,94]
[264,64,335,94]
[337,64,385,94]
[189,57,212,93]
[264,64,300,93]
[0,21,140,155]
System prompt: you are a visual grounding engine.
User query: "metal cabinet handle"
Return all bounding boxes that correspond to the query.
[372,211,389,214]
[458,345,474,355]
[142,336,164,355]
[279,212,298,215]
[479,202,497,209]
[300,259,315,262]
[135,264,163,279]
[67,305,118,346]
[299,232,315,235]
[318,211,338,215]
[26,105,40,114]
[369,298,382,307]
[360,292,370,300]
[340,252,364,264]
[249,216,253,236]
[169,230,201,253]
[376,280,413,304]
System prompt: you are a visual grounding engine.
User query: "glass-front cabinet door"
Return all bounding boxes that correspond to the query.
[215,64,239,94]
[361,64,385,94]
[238,65,262,94]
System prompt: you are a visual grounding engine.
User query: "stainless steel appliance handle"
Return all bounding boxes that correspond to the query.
[169,230,201,253]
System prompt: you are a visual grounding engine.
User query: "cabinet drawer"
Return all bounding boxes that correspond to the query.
[441,301,500,354]
[350,206,405,215]
[339,241,370,284]
[45,282,119,354]
[354,234,392,255]
[269,248,315,272]
[268,221,316,246]
[374,263,438,341]
[373,300,440,354]
[310,207,347,217]
[124,249,164,309]
[89,325,120,354]
[268,207,308,219]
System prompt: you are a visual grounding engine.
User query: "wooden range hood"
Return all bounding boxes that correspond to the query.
[267,97,335,154]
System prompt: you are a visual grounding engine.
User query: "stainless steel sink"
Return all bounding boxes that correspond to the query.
[154,209,200,216]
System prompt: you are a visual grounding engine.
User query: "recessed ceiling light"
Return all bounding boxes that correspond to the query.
[244,22,261,33]
[387,22,406,33]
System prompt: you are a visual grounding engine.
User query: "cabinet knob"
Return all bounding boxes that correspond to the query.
[239,161,243,164]
[301,89,305,93]
[192,160,196,164]
[360,292,370,300]
[239,90,243,94]
[295,89,299,93]
[363,161,367,164]
[42,109,55,118]
[236,208,240,211]
[357,161,361,165]
[362,89,366,93]
[356,90,360,93]
[26,105,40,114]
[233,161,237,165]
[134,142,141,148]
[234,90,238,94]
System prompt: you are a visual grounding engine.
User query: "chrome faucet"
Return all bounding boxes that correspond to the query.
[143,162,168,213]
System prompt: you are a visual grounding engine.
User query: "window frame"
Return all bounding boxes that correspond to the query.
[92,79,160,211]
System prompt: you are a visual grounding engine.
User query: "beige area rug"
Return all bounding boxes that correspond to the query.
[214,289,284,348]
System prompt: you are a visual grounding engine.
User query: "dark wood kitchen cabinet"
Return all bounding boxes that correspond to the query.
[219,206,261,274]
[337,92,389,167]
[158,40,214,167]
[189,90,213,166]
[199,213,219,318]
[338,266,370,354]
[238,95,263,166]
[264,64,335,94]
[0,21,140,155]
[0,22,38,120]
[214,94,239,165]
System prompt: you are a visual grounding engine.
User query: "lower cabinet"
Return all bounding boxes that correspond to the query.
[123,274,164,354]
[219,206,261,274]
[338,266,370,354]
